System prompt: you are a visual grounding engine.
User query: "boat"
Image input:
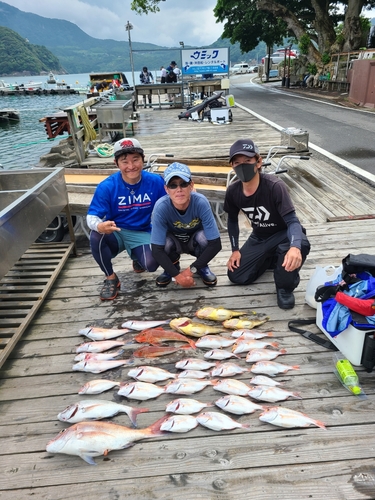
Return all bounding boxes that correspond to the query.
[0,109,20,123]
[17,81,43,91]
[46,72,57,84]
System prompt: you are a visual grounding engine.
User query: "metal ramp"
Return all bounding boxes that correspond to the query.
[0,242,75,370]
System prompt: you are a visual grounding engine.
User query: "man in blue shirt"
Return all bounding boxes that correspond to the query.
[151,162,222,288]
[87,138,165,300]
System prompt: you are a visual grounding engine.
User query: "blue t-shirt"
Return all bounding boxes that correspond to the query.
[88,170,166,232]
[151,192,220,244]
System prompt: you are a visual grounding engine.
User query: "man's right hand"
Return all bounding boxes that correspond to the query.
[174,268,196,288]
[98,221,121,234]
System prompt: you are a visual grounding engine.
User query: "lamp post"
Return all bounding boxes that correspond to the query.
[125,21,135,88]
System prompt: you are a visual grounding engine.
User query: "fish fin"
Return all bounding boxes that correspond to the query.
[291,392,303,399]
[129,407,149,427]
[280,349,287,354]
[79,452,98,465]
[292,365,300,370]
[313,419,327,430]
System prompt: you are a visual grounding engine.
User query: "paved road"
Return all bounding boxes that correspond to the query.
[230,76,375,177]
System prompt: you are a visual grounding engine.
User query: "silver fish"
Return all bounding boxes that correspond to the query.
[212,378,252,396]
[195,335,237,349]
[79,327,131,341]
[78,379,120,395]
[164,378,216,395]
[215,395,265,415]
[72,359,132,374]
[177,369,210,379]
[210,362,251,378]
[46,416,169,465]
[196,411,251,431]
[165,398,213,415]
[57,399,148,426]
[121,319,170,331]
[250,361,300,376]
[248,385,302,403]
[249,375,282,387]
[175,358,217,371]
[118,381,165,401]
[259,406,326,429]
[74,349,124,362]
[76,340,126,353]
[204,349,240,360]
[160,415,198,433]
[127,366,176,383]
[245,348,287,363]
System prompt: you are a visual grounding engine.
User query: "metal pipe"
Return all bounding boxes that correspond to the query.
[125,21,135,89]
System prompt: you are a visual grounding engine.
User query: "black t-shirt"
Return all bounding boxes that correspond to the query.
[224,173,295,238]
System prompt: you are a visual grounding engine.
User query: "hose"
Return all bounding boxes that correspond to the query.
[95,143,114,158]
[78,105,97,145]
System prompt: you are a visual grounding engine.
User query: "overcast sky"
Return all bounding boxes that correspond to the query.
[3,0,226,47]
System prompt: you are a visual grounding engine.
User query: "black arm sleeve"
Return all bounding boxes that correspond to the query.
[227,215,240,252]
[194,237,222,269]
[283,211,303,250]
[151,244,181,277]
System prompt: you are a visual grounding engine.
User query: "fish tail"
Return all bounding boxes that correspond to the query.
[312,419,327,430]
[147,414,171,435]
[265,331,274,336]
[187,339,196,349]
[242,423,251,429]
[280,349,287,354]
[181,344,193,350]
[292,392,303,399]
[271,342,279,348]
[292,365,300,370]
[129,407,149,427]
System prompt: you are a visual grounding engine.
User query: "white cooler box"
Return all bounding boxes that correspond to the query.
[316,302,374,366]
[210,108,230,123]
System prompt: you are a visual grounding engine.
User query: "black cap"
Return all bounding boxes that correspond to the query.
[229,139,260,162]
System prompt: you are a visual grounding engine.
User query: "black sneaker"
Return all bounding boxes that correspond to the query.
[276,288,295,309]
[198,266,217,287]
[100,275,120,300]
[156,271,172,287]
[132,260,145,273]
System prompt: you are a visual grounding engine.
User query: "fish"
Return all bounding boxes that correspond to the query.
[195,307,249,321]
[160,415,198,433]
[164,378,217,395]
[222,317,269,330]
[78,379,120,395]
[204,349,240,360]
[72,359,132,374]
[250,361,300,376]
[127,366,176,383]
[76,340,126,353]
[215,395,265,415]
[134,328,196,349]
[170,317,224,337]
[57,399,149,426]
[245,348,287,362]
[118,381,165,400]
[232,339,279,354]
[133,345,192,358]
[74,349,124,362]
[165,398,214,415]
[121,319,170,330]
[175,358,217,371]
[259,406,327,429]
[212,378,252,396]
[231,330,274,339]
[46,415,169,465]
[247,385,302,402]
[177,369,210,379]
[210,362,252,378]
[196,411,251,431]
[249,375,283,387]
[195,335,237,349]
[79,327,131,341]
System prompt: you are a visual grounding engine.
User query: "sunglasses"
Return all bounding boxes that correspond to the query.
[167,181,191,189]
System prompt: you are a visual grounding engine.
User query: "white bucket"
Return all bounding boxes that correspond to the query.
[225,94,235,107]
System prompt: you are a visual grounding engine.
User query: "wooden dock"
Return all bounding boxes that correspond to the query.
[2,101,375,499]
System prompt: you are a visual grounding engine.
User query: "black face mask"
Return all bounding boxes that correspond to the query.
[233,162,258,182]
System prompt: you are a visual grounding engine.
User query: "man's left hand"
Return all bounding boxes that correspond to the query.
[282,247,302,272]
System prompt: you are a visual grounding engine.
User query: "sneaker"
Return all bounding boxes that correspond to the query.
[132,260,145,273]
[276,288,295,309]
[100,275,120,300]
[198,266,217,287]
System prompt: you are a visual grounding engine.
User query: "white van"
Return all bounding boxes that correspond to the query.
[230,63,249,74]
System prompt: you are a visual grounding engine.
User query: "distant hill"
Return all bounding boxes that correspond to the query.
[0,0,268,74]
[0,26,64,76]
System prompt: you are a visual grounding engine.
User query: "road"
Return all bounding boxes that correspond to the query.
[230,75,375,177]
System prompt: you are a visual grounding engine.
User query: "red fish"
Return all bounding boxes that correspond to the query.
[134,327,196,349]
[133,345,192,358]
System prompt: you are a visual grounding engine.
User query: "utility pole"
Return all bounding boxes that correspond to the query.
[125,21,135,88]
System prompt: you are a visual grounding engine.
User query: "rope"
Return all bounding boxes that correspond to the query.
[78,105,96,145]
[95,143,114,158]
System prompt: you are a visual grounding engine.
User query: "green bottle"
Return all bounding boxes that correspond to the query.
[336,358,361,394]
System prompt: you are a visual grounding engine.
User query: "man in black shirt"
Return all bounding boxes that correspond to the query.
[223,139,311,309]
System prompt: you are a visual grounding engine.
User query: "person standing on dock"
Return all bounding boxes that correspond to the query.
[86,138,166,300]
[151,162,222,288]
[139,66,154,107]
[160,66,167,84]
[166,61,177,103]
[224,138,311,309]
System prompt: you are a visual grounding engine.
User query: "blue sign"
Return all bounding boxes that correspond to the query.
[181,47,229,75]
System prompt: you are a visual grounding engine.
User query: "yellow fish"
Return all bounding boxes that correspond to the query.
[195,307,254,322]
[222,317,269,330]
[170,317,224,337]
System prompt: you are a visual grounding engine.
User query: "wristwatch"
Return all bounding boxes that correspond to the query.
[190,265,197,274]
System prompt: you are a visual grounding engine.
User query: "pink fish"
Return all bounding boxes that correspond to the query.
[197,411,251,431]
[78,379,120,395]
[245,348,287,362]
[231,330,274,339]
[166,398,213,415]
[175,358,216,370]
[127,366,176,383]
[232,339,279,354]
[215,395,265,415]
[204,349,240,360]
[249,375,283,387]
[164,378,216,395]
[177,369,210,379]
[259,406,326,429]
[160,415,198,433]
[72,359,132,374]
[250,361,300,376]
[74,349,124,362]
[247,385,302,403]
[195,335,237,349]
[210,362,252,378]
[118,381,165,401]
[75,340,126,353]
[212,378,252,396]
[79,327,131,341]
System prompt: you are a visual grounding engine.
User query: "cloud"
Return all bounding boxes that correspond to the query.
[3,0,225,46]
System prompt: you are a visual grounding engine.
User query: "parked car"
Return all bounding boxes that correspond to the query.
[249,66,259,73]
[229,63,249,74]
[261,50,298,65]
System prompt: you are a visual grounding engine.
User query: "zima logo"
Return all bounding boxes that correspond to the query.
[242,206,270,222]
[118,193,151,206]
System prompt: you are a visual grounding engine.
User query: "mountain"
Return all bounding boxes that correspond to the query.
[0,1,263,75]
[0,26,64,76]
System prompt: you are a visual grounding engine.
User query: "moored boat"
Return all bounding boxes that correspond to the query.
[0,109,20,123]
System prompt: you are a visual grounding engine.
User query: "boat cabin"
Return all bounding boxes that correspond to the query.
[89,71,131,91]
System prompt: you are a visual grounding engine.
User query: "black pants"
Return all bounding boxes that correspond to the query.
[228,230,310,290]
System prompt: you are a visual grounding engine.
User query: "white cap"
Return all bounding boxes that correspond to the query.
[113,138,143,159]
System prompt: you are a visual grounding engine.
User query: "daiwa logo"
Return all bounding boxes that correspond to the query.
[242,206,270,222]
